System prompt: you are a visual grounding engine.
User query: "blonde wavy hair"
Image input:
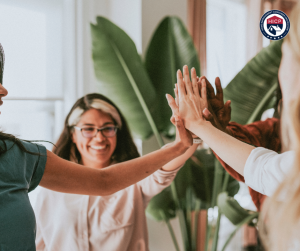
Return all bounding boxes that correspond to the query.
[260,3,300,250]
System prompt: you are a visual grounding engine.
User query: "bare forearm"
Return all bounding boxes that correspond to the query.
[161,143,198,171]
[189,121,254,175]
[103,144,188,193]
[40,144,187,196]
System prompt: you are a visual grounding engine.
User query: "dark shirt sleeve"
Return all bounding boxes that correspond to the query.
[21,141,47,192]
[213,118,281,210]
[0,140,47,250]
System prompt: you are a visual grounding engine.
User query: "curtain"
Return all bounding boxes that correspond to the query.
[246,0,264,61]
[187,0,207,76]
[271,0,298,16]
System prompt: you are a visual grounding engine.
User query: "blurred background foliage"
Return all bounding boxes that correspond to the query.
[91,16,282,251]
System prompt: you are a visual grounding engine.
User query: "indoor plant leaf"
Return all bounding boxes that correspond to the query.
[91,17,157,139]
[217,192,257,226]
[174,149,239,210]
[223,40,283,124]
[145,16,200,137]
[146,186,176,221]
[221,212,259,251]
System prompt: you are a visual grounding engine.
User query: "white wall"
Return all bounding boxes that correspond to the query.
[141,0,187,55]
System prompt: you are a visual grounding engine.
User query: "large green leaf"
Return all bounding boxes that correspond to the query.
[174,149,239,209]
[145,16,200,137]
[217,192,256,226]
[224,40,283,124]
[146,186,176,221]
[147,149,240,221]
[91,17,156,139]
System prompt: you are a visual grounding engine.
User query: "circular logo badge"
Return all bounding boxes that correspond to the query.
[260,10,290,40]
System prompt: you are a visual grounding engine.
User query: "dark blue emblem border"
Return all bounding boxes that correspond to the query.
[260,10,290,41]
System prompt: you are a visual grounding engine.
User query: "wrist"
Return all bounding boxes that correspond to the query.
[171,141,189,155]
[188,120,209,135]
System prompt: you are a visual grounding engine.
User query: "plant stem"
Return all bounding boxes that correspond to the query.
[178,210,190,250]
[170,182,190,250]
[221,213,259,251]
[192,200,201,251]
[211,160,224,208]
[212,171,231,251]
[206,160,224,250]
[204,211,211,251]
[160,211,180,251]
[205,222,210,251]
[222,172,230,192]
[246,83,277,124]
[211,208,221,251]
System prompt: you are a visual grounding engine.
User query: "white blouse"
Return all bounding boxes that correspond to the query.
[34,166,181,251]
[244,147,294,197]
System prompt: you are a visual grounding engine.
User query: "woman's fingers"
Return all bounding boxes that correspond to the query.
[191,68,199,97]
[222,100,232,123]
[174,84,179,107]
[166,94,179,116]
[201,78,207,105]
[175,118,193,148]
[203,108,213,121]
[170,115,176,126]
[177,70,186,100]
[183,65,193,95]
[205,77,216,99]
[215,77,223,101]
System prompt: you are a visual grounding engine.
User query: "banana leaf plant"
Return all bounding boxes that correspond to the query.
[223,39,283,125]
[91,15,235,251]
[91,14,283,251]
[91,16,209,251]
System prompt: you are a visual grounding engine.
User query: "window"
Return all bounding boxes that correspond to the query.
[206,0,247,88]
[0,0,63,206]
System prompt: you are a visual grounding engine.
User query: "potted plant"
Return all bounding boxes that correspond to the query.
[90,15,282,250]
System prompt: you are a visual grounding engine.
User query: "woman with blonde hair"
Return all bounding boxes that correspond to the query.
[166,3,300,250]
[261,3,300,250]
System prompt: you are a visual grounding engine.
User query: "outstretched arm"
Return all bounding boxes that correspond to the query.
[40,118,192,196]
[166,66,255,176]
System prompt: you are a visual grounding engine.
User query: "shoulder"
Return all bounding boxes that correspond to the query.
[20,140,47,155]
[0,139,46,156]
[247,147,294,169]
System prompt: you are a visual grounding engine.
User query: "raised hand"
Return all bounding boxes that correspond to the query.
[166,65,207,132]
[197,76,231,131]
[170,115,193,149]
[174,83,202,139]
[167,66,255,177]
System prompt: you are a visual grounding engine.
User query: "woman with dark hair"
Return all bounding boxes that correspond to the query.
[0,44,194,251]
[53,93,142,164]
[34,93,200,251]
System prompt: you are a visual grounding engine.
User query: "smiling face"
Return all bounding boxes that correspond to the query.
[72,108,117,169]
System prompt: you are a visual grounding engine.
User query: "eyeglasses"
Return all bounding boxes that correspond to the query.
[73,125,118,138]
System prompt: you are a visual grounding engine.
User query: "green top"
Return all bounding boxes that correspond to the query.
[0,140,47,251]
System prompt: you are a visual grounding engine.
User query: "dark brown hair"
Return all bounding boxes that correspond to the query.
[53,93,140,163]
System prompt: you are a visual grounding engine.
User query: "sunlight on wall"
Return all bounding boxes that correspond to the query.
[207,0,247,88]
[0,0,63,208]
[0,4,47,97]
